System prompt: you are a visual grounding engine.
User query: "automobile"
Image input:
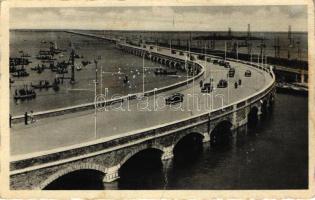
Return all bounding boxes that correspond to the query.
[217,79,228,88]
[165,93,184,104]
[213,59,219,64]
[245,70,251,77]
[171,50,176,54]
[197,55,205,60]
[150,46,154,49]
[201,83,213,93]
[218,60,225,66]
[179,51,184,55]
[206,57,211,62]
[228,68,235,77]
[218,60,230,68]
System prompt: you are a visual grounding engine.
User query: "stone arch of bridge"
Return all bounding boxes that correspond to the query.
[173,132,205,151]
[268,93,275,108]
[38,163,107,190]
[261,99,268,115]
[210,120,233,145]
[247,105,259,128]
[170,61,175,68]
[119,144,165,168]
[174,62,180,69]
[165,60,170,67]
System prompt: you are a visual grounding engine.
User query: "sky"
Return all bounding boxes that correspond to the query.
[10,5,308,32]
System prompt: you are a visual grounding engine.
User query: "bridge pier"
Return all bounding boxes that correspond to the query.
[257,105,263,120]
[161,145,174,160]
[103,180,118,190]
[202,132,210,143]
[103,165,120,183]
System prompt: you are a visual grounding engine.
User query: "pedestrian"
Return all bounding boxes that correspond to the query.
[199,80,203,88]
[29,110,35,123]
[24,112,28,125]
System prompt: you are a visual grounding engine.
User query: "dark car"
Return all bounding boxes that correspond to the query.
[197,55,205,60]
[171,50,176,54]
[228,68,235,77]
[165,93,184,104]
[245,70,251,77]
[218,60,225,66]
[217,79,228,88]
[201,83,213,93]
[218,60,230,68]
[213,59,219,64]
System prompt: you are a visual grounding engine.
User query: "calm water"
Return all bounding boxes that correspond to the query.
[45,93,308,190]
[10,31,187,115]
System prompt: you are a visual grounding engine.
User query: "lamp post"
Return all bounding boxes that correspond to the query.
[224,41,227,61]
[142,52,145,94]
[94,59,98,84]
[94,79,97,139]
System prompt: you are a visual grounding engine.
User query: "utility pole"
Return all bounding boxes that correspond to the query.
[288,25,292,45]
[70,49,75,84]
[273,37,280,58]
[143,52,145,93]
[224,41,227,61]
[236,41,239,61]
[297,38,301,61]
[94,59,98,84]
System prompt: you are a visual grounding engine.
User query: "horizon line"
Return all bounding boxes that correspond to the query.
[9,28,308,33]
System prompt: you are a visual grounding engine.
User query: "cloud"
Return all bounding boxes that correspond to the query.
[9,5,308,32]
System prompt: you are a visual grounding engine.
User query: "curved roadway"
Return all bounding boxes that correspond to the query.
[11,46,272,156]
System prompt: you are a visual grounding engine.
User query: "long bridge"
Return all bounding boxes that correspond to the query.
[10,31,276,190]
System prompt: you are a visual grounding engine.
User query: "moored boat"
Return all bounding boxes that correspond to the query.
[154,68,177,75]
[12,71,29,77]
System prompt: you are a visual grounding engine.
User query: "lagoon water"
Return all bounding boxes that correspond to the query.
[45,93,308,190]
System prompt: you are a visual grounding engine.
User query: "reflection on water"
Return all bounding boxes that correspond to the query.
[44,93,308,190]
